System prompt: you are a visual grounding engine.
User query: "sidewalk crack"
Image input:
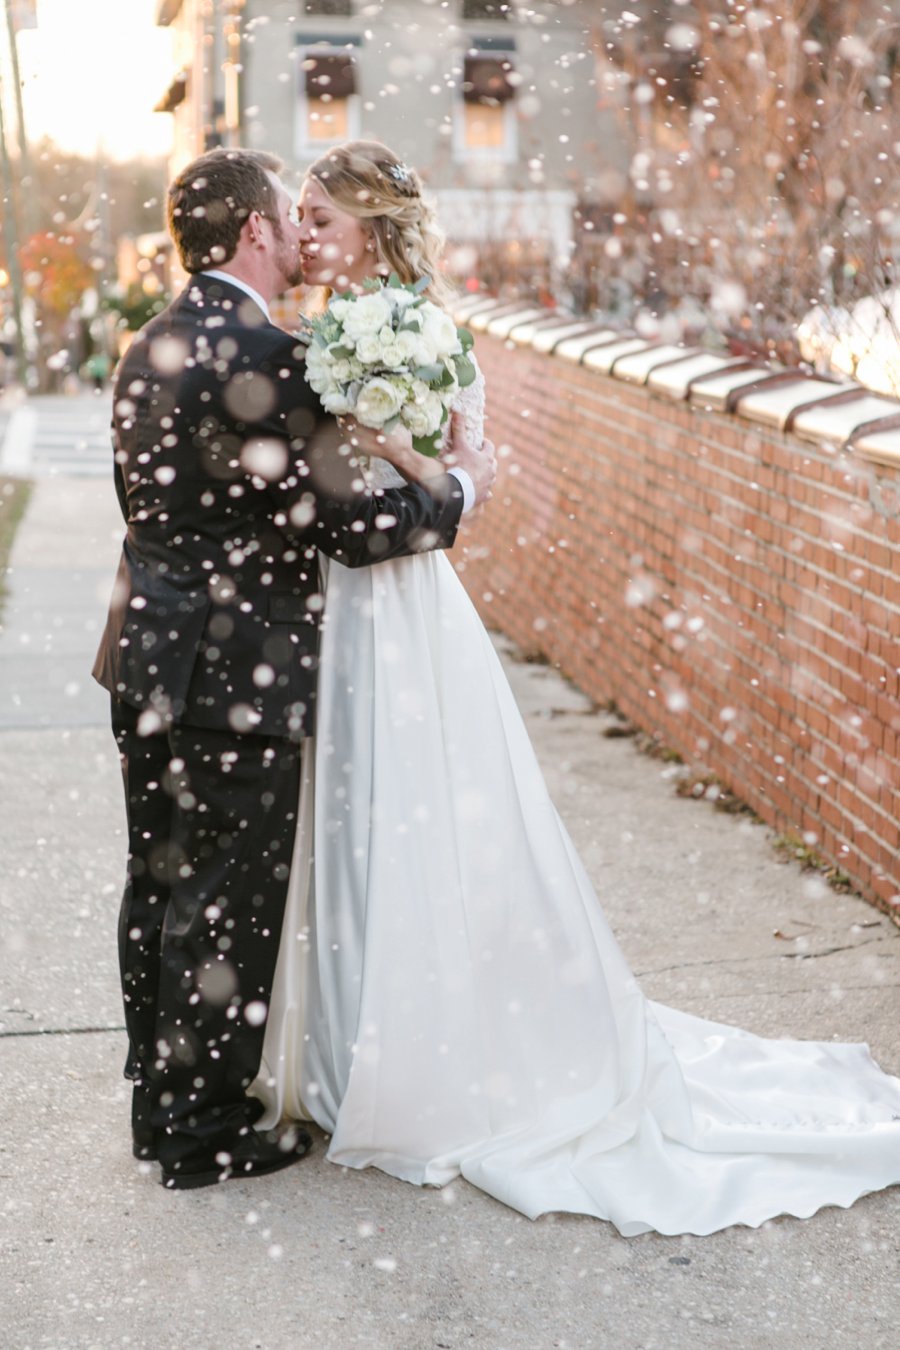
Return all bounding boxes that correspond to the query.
[635,934,895,978]
[0,1024,125,1039]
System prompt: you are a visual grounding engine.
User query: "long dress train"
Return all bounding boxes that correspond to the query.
[252,370,900,1237]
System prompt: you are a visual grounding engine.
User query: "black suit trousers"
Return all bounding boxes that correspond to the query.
[111,698,301,1168]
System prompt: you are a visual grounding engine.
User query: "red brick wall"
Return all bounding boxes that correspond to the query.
[456,335,900,916]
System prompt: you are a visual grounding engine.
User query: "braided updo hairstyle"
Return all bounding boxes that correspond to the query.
[306,140,456,307]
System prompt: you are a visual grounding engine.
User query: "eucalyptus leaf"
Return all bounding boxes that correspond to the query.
[455,355,476,388]
[412,275,431,294]
[412,430,442,458]
[413,363,445,383]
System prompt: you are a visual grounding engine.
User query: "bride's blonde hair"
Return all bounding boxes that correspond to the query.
[306,140,456,308]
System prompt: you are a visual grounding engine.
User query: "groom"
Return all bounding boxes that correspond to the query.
[93,147,495,1189]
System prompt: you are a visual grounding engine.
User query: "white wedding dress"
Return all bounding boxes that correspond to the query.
[253,366,900,1236]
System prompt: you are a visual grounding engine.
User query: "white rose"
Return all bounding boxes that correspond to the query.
[330,357,357,383]
[304,354,333,395]
[307,371,331,395]
[391,330,426,365]
[321,387,354,415]
[401,401,437,437]
[421,305,461,359]
[328,298,352,322]
[342,292,394,341]
[355,333,383,364]
[377,343,402,370]
[403,388,445,436]
[355,376,404,428]
[305,344,330,379]
[420,389,446,426]
[380,336,425,370]
[384,287,416,310]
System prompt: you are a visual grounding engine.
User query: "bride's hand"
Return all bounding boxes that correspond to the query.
[337,417,445,484]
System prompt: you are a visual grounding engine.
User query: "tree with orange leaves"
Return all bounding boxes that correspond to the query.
[18,230,95,389]
[20,230,94,318]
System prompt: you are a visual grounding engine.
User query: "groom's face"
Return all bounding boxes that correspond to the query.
[264,172,304,291]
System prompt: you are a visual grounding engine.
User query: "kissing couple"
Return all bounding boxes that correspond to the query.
[95,141,900,1236]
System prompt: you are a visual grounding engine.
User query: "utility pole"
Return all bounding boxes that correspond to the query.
[3,0,36,238]
[0,59,29,387]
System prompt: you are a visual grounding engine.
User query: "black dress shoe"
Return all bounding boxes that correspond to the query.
[160,1124,312,1190]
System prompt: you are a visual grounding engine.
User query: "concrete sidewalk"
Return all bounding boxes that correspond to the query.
[1,473,898,1350]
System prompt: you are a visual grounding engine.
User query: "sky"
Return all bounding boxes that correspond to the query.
[14,0,174,161]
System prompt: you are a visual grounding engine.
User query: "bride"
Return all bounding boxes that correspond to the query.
[252,141,900,1237]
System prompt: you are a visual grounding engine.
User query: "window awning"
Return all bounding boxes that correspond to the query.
[462,53,516,104]
[154,70,188,113]
[304,52,357,99]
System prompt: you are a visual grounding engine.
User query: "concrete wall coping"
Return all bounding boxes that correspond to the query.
[452,297,900,469]
[583,337,650,373]
[555,328,623,362]
[486,307,548,339]
[507,314,580,345]
[735,378,847,430]
[530,320,599,353]
[648,353,745,398]
[612,344,697,384]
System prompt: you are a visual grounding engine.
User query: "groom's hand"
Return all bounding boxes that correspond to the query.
[442,411,497,507]
[337,416,446,485]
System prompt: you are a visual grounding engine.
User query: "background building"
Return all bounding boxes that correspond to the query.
[153,0,626,297]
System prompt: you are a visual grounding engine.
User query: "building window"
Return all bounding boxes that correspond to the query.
[455,49,517,162]
[301,1,353,15]
[296,44,360,152]
[464,103,506,150]
[462,0,511,18]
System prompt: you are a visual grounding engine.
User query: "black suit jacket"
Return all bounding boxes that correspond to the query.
[93,274,463,739]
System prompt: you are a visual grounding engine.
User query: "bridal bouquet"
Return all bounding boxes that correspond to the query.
[299,276,476,457]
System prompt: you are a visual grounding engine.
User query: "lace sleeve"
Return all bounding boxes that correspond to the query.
[441,353,485,451]
[365,354,486,489]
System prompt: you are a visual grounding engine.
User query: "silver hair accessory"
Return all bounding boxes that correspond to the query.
[386,161,414,186]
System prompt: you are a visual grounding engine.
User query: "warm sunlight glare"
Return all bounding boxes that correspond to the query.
[16,0,174,161]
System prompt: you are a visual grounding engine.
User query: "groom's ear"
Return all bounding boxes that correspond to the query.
[246,211,267,249]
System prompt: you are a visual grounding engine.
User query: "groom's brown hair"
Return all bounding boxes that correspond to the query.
[167,147,283,273]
